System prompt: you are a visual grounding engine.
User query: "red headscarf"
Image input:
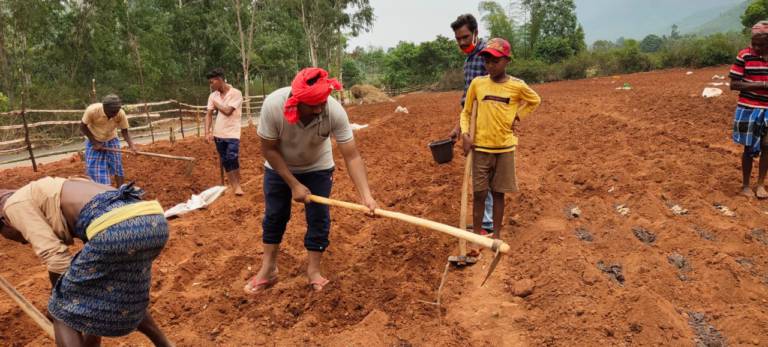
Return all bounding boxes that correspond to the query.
[283,68,342,124]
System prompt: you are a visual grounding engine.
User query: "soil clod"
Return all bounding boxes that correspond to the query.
[688,312,726,347]
[574,227,594,242]
[597,261,625,285]
[632,226,656,244]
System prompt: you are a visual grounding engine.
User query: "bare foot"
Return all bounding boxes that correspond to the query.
[757,186,768,199]
[234,186,245,196]
[740,186,755,198]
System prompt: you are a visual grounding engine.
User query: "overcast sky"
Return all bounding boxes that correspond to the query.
[347,0,742,50]
[347,0,489,50]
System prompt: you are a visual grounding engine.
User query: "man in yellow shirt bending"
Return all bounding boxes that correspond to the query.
[460,38,541,253]
[80,94,137,186]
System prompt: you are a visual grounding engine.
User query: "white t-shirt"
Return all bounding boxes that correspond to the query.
[257,87,353,173]
[207,85,243,139]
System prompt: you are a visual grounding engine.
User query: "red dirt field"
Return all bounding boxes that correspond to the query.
[1,66,767,346]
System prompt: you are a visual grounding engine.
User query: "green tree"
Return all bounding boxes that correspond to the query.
[640,34,663,53]
[742,0,768,30]
[671,24,681,40]
[342,58,363,87]
[591,40,616,52]
[535,37,573,62]
[522,0,585,61]
[478,1,516,48]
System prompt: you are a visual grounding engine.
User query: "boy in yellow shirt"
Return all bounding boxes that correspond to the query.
[460,38,541,250]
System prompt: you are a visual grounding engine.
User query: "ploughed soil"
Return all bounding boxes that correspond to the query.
[1,66,767,346]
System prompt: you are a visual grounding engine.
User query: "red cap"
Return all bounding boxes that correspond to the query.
[480,38,512,58]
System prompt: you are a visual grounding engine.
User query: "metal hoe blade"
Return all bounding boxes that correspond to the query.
[481,240,504,287]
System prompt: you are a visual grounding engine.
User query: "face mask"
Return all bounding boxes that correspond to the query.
[461,33,478,54]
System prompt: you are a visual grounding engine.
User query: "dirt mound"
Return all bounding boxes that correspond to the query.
[350,84,393,105]
[2,66,768,346]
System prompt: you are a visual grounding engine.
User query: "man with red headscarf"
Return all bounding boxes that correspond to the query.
[248,68,378,293]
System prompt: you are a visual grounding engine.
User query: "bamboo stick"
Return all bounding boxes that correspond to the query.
[144,104,155,144]
[20,92,37,172]
[0,275,55,338]
[196,108,201,137]
[103,148,193,161]
[177,101,185,138]
[459,101,478,256]
[307,195,509,253]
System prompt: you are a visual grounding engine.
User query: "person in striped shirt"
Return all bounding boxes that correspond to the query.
[730,21,768,198]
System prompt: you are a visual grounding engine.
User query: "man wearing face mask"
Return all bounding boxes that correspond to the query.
[80,94,136,186]
[449,14,494,236]
[248,67,378,293]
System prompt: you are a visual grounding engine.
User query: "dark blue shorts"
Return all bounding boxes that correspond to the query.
[262,167,334,252]
[214,137,240,172]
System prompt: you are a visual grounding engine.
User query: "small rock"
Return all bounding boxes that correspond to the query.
[713,203,736,217]
[568,206,582,219]
[629,323,643,333]
[615,204,630,216]
[670,204,688,216]
[512,279,535,298]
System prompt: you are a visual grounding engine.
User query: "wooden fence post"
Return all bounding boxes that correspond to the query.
[196,108,201,137]
[144,103,154,144]
[177,101,185,139]
[169,127,175,144]
[20,91,37,172]
[91,78,97,103]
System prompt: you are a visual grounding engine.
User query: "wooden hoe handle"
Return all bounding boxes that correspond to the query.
[307,195,510,253]
[103,147,194,161]
[0,275,55,338]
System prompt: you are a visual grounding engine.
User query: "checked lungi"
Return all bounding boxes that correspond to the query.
[733,106,768,156]
[48,184,168,337]
[85,137,124,185]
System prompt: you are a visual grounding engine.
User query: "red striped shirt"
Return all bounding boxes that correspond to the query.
[730,47,768,109]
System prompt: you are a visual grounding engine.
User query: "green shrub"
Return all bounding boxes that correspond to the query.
[560,54,593,79]
[0,92,9,112]
[507,59,553,83]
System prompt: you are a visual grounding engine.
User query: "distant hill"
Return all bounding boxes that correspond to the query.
[577,0,746,43]
[685,0,749,35]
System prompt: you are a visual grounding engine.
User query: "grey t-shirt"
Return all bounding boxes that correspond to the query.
[257,87,353,173]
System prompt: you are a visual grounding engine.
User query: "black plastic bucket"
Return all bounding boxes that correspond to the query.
[428,138,455,164]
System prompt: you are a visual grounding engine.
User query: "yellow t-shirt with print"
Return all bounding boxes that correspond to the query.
[460,76,541,153]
